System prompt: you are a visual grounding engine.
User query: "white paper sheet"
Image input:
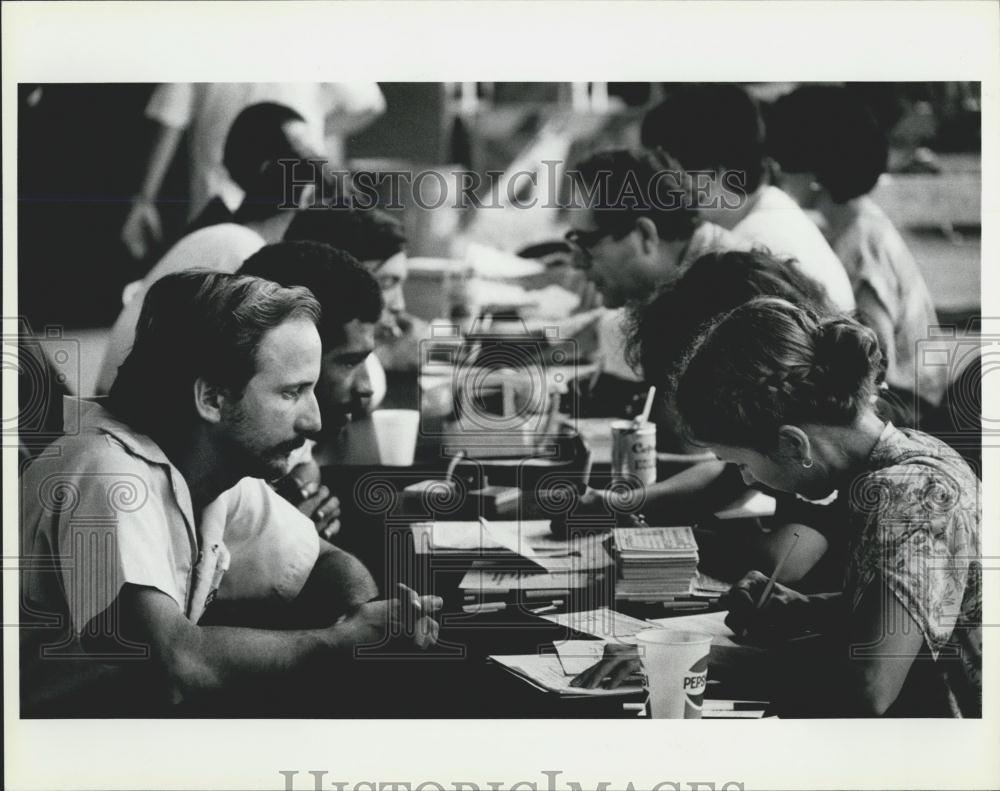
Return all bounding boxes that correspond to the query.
[490,652,642,697]
[645,610,742,649]
[459,568,589,593]
[540,607,654,643]
[553,640,608,676]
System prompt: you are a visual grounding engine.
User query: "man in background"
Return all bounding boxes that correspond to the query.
[563,147,738,414]
[121,82,386,260]
[642,83,856,313]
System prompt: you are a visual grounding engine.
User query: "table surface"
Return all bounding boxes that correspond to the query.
[292,462,780,719]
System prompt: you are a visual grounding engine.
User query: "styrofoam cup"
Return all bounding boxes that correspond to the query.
[371,409,420,466]
[635,629,713,719]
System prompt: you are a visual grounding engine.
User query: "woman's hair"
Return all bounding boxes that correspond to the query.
[672,297,882,450]
[283,205,407,264]
[109,270,321,445]
[625,249,833,388]
[766,85,888,203]
[239,240,384,347]
[570,147,701,243]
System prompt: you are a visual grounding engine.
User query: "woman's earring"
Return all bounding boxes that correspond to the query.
[802,458,814,469]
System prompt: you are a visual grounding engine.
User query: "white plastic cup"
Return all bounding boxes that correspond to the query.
[635,629,713,719]
[371,409,421,466]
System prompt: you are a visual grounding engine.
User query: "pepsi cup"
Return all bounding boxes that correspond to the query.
[635,629,712,718]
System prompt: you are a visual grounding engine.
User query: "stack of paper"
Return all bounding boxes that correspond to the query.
[414,520,612,568]
[689,570,732,601]
[613,527,700,602]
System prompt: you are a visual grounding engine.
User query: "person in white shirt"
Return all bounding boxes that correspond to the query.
[20,271,438,715]
[122,82,386,260]
[768,84,947,407]
[99,102,323,395]
[641,84,856,313]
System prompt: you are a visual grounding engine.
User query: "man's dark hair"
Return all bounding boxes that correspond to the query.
[284,206,407,264]
[767,84,888,203]
[239,240,383,347]
[571,148,701,242]
[222,102,314,223]
[641,84,767,193]
[108,270,321,445]
[625,248,833,390]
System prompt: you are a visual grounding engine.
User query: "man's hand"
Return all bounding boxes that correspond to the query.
[342,584,443,649]
[301,484,342,541]
[570,642,641,690]
[121,198,162,261]
[720,570,811,639]
[278,461,342,540]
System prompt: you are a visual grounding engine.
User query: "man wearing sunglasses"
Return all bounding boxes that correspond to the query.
[565,148,737,310]
[559,148,739,424]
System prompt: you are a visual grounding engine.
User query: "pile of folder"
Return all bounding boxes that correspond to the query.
[613,526,701,603]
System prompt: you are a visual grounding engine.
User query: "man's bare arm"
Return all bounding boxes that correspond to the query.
[116,583,436,700]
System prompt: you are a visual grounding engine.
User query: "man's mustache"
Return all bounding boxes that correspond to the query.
[274,436,308,455]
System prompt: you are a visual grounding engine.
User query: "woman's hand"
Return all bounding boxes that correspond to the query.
[721,570,811,639]
[569,643,641,689]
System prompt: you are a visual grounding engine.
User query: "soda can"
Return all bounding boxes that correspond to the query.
[610,420,657,486]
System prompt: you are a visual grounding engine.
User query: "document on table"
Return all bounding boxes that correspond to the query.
[412,520,611,572]
[411,521,500,552]
[459,567,591,592]
[539,607,654,643]
[553,640,608,676]
[646,610,743,649]
[481,521,539,558]
[412,520,552,553]
[490,651,643,698]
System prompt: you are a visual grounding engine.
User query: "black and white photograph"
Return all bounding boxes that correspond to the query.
[4,3,998,791]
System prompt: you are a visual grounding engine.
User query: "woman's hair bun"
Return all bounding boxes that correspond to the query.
[811,316,882,398]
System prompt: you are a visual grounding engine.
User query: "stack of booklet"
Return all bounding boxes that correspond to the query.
[613,526,700,603]
[410,520,613,608]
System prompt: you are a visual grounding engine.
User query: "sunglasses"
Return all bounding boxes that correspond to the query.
[564,228,610,268]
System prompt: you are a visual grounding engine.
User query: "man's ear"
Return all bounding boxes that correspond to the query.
[634,217,660,255]
[776,424,812,463]
[193,377,226,424]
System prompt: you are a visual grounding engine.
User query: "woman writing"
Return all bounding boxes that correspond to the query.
[573,298,980,716]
